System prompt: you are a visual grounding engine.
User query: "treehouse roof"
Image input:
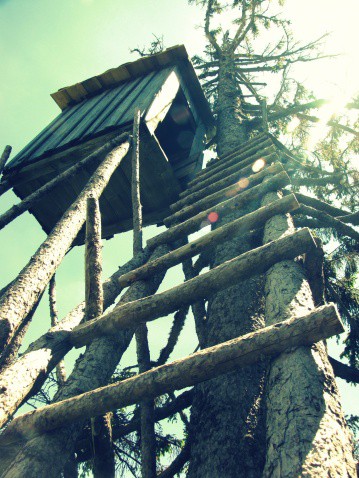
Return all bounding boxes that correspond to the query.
[6,45,214,173]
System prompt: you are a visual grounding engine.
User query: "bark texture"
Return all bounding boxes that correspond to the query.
[0,139,130,356]
[0,245,169,478]
[261,191,356,478]
[0,145,12,175]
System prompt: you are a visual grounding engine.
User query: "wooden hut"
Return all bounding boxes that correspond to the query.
[3,45,214,241]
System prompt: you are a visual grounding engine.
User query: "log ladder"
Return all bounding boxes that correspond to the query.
[0,113,343,472]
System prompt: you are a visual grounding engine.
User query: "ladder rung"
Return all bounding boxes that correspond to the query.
[165,162,284,226]
[118,194,299,288]
[3,303,341,442]
[172,150,280,213]
[147,170,290,249]
[70,227,316,347]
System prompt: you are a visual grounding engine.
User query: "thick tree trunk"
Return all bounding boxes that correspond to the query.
[187,53,266,478]
[0,138,130,356]
[261,191,356,477]
[0,245,170,478]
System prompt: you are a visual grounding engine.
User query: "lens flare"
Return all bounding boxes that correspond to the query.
[208,211,219,223]
[252,158,266,173]
[237,177,249,189]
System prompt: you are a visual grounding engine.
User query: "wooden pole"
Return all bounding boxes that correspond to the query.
[131,107,156,478]
[0,137,130,358]
[85,196,115,478]
[85,198,104,322]
[164,162,284,226]
[71,228,316,347]
[0,133,129,232]
[119,195,299,288]
[147,170,290,249]
[0,251,150,429]
[1,304,343,443]
[0,146,12,176]
[131,107,143,255]
[49,276,66,387]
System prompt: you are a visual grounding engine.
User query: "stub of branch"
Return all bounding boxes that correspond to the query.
[2,304,343,443]
[71,228,316,347]
[0,146,12,176]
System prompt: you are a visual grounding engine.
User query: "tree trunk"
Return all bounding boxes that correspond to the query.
[261,191,356,477]
[0,245,170,477]
[187,52,266,478]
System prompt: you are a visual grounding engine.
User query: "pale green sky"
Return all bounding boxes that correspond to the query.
[0,0,357,447]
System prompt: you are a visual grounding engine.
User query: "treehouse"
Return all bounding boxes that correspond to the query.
[3,45,214,241]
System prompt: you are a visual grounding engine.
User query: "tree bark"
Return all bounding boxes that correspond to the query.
[2,304,343,443]
[0,250,150,429]
[71,228,316,347]
[0,245,170,478]
[0,138,130,357]
[261,191,356,477]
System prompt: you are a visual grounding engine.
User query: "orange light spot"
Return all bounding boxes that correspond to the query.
[237,177,249,189]
[208,211,219,223]
[252,158,266,173]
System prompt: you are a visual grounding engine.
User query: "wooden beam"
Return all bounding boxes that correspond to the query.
[148,170,291,249]
[119,194,299,288]
[164,162,284,225]
[0,133,130,232]
[71,228,316,347]
[0,138,131,358]
[1,304,343,443]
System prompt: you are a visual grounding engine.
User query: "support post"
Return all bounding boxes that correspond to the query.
[131,107,157,478]
[85,197,115,478]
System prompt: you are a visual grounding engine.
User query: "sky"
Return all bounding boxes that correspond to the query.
[0,0,358,463]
